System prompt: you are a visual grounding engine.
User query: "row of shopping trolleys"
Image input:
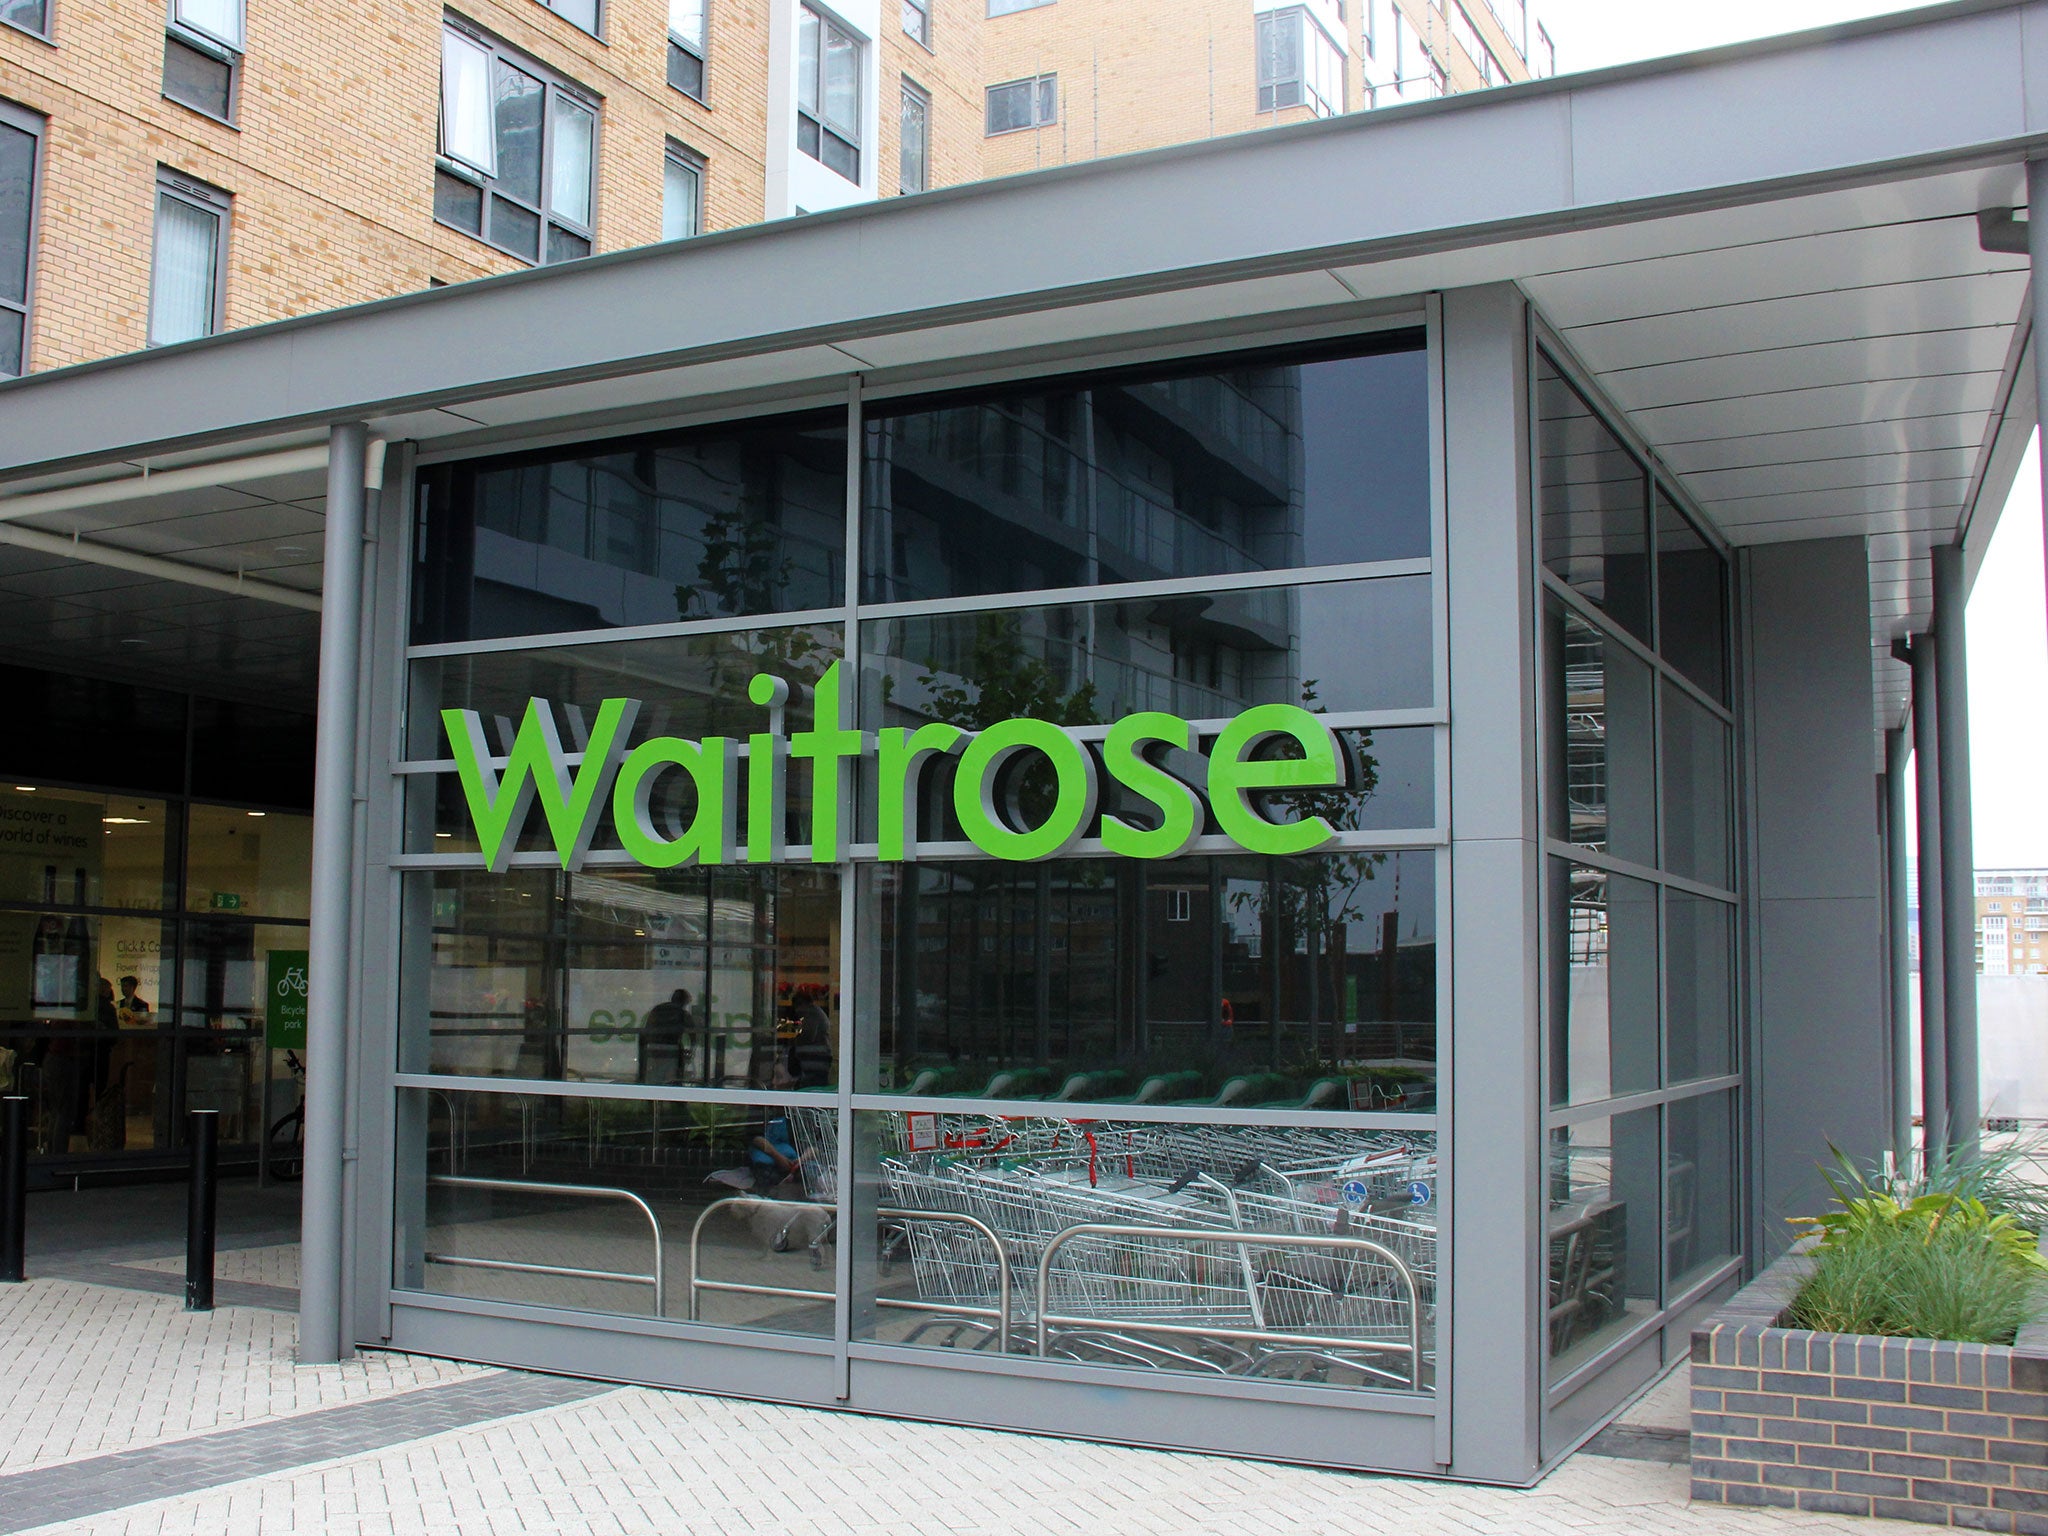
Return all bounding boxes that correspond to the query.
[790,1110,1438,1390]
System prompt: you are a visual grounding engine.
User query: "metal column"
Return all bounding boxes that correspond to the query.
[1932,545,1979,1157]
[1910,634,1947,1161]
[299,423,369,1365]
[2031,159,2048,653]
[1884,726,1912,1160]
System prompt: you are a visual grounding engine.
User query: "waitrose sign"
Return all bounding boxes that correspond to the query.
[445,661,1350,871]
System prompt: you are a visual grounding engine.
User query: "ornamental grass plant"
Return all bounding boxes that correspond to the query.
[1783,1144,2048,1345]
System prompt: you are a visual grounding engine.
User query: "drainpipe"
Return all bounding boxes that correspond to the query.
[1909,633,1947,1163]
[299,423,370,1365]
[1932,545,1979,1158]
[1884,725,1912,1161]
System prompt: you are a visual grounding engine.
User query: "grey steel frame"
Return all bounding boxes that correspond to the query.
[366,303,1457,1475]
[1524,311,1748,1437]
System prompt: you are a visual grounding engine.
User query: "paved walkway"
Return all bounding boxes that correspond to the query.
[0,1187,1930,1535]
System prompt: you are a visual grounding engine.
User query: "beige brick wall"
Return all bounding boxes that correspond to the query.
[0,0,1531,375]
[0,0,771,372]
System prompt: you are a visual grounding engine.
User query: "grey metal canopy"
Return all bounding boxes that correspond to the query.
[0,0,2041,728]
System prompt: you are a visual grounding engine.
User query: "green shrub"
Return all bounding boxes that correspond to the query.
[1784,1148,2048,1344]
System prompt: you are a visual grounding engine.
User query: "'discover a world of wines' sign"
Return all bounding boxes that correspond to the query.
[444,661,1351,871]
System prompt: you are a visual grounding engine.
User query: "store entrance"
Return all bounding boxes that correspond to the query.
[0,665,316,1183]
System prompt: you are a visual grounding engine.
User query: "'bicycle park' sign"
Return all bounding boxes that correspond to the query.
[266,950,309,1050]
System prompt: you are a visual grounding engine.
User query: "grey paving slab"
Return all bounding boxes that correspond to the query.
[0,1371,615,1533]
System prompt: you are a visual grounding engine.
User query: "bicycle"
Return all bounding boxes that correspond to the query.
[265,1050,305,1182]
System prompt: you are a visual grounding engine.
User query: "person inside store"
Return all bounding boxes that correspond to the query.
[638,987,694,1086]
[748,1047,822,1194]
[115,975,150,1028]
[779,984,832,1088]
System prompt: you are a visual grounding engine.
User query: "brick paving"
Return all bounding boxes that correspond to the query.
[0,1269,1939,1535]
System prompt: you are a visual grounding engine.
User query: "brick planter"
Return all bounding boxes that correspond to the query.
[1691,1250,2048,1529]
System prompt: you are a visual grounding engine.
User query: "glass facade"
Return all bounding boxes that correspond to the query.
[395,329,1445,1397]
[0,664,315,1169]
[1536,351,1740,1380]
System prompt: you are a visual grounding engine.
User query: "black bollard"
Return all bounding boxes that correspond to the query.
[185,1109,218,1312]
[0,1096,25,1283]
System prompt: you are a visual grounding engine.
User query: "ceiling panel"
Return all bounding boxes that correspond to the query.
[1683,446,1984,501]
[1597,326,2017,413]
[1657,412,1992,475]
[1552,271,2029,372]
[1638,373,2005,444]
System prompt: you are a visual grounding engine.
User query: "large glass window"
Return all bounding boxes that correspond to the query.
[411,412,845,644]
[397,333,1444,1403]
[0,101,40,379]
[1537,346,1738,1378]
[862,336,1430,603]
[858,850,1437,1106]
[1538,355,1650,645]
[435,25,598,266]
[854,1110,1436,1389]
[395,1086,836,1337]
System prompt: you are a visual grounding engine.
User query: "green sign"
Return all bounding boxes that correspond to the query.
[266,949,309,1050]
[444,660,1349,872]
[209,892,243,910]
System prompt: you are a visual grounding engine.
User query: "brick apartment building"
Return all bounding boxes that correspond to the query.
[0,0,1548,378]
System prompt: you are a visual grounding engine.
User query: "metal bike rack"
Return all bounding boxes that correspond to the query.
[686,1199,1013,1354]
[425,1174,666,1315]
[1032,1223,1423,1390]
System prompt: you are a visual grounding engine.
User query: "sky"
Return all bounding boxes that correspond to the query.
[1539,0,2048,867]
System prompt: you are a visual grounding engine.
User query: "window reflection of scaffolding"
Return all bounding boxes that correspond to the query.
[1564,620,1608,844]
[1568,869,1607,969]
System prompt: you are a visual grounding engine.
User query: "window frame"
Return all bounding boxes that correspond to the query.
[899,0,930,47]
[796,2,864,185]
[983,72,1056,136]
[0,0,51,42]
[0,99,43,379]
[148,168,230,348]
[667,0,707,103]
[1255,8,1341,117]
[661,140,705,242]
[897,76,930,195]
[532,0,602,39]
[163,0,243,125]
[434,20,601,269]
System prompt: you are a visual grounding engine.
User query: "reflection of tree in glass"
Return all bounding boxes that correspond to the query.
[918,613,1101,826]
[680,502,786,621]
[1228,680,1391,1073]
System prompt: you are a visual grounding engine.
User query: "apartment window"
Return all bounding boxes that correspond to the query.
[149,171,228,347]
[987,0,1051,17]
[535,0,600,36]
[797,4,862,183]
[668,0,706,101]
[1,0,48,40]
[985,74,1055,134]
[900,0,929,46]
[0,102,39,378]
[661,142,703,240]
[164,0,244,123]
[1256,8,1342,116]
[435,24,599,266]
[898,78,929,194]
